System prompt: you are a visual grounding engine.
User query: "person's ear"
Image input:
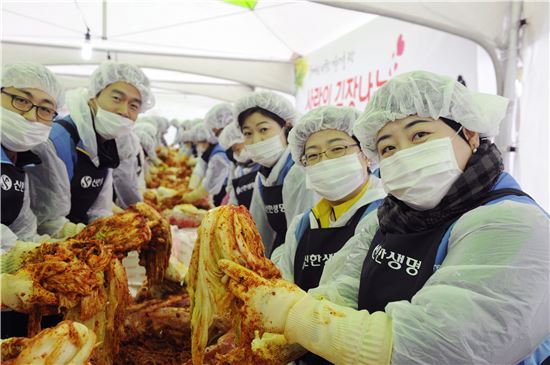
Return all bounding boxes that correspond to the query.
[88,98,98,115]
[463,128,480,153]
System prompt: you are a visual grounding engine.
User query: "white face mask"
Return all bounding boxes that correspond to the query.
[94,106,134,140]
[234,149,252,164]
[245,134,285,167]
[379,137,463,211]
[1,108,52,152]
[306,153,367,201]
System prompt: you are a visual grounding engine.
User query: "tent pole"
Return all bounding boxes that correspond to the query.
[496,1,523,172]
[102,0,107,41]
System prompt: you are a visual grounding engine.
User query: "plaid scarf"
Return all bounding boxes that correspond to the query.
[378,141,504,234]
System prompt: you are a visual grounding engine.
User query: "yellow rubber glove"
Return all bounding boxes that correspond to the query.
[188,173,202,190]
[284,295,393,365]
[251,332,307,363]
[183,184,209,204]
[112,203,124,214]
[54,222,86,239]
[218,259,306,333]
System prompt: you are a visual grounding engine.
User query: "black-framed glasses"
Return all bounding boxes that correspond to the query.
[1,89,58,122]
[301,144,359,166]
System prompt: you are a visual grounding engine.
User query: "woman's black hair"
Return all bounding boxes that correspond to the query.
[440,117,469,143]
[238,106,292,139]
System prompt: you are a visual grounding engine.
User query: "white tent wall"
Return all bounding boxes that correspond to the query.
[516,1,549,211]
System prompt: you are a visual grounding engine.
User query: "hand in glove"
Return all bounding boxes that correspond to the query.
[218,259,306,333]
[188,173,202,190]
[54,222,86,239]
[183,184,209,204]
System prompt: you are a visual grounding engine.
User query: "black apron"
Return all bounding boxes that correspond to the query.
[294,204,370,365]
[57,119,119,224]
[136,151,143,177]
[232,168,258,209]
[213,183,227,207]
[1,163,26,226]
[295,204,370,292]
[358,188,531,312]
[261,183,286,256]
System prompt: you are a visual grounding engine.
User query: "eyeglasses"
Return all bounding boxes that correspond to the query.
[301,144,358,166]
[1,89,58,122]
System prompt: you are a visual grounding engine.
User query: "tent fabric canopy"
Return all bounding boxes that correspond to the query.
[2,0,375,96]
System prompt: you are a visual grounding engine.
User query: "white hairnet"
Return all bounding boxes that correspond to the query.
[135,116,158,136]
[289,106,361,166]
[151,115,170,133]
[182,119,197,130]
[191,122,217,144]
[234,91,296,126]
[354,70,510,161]
[180,130,195,143]
[89,61,155,111]
[1,63,65,109]
[218,122,244,150]
[204,103,234,130]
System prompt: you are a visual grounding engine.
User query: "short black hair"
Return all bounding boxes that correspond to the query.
[440,116,469,143]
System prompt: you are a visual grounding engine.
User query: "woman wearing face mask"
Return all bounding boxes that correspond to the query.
[0,63,64,248]
[219,71,549,364]
[218,121,260,209]
[183,104,234,207]
[27,61,154,237]
[235,91,318,257]
[271,105,386,365]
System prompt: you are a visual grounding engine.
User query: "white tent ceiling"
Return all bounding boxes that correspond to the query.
[1,0,377,100]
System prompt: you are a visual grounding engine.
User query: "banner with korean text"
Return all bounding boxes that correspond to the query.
[294,16,481,114]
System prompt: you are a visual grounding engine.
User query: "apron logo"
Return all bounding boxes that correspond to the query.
[1,175,13,191]
[265,203,285,214]
[80,176,104,189]
[81,176,93,188]
[236,182,254,195]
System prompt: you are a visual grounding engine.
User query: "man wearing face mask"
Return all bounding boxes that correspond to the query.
[184,104,233,206]
[27,61,154,236]
[217,71,549,365]
[0,63,64,248]
[218,121,260,209]
[235,91,318,257]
